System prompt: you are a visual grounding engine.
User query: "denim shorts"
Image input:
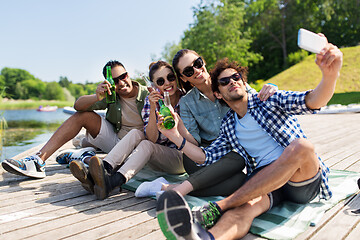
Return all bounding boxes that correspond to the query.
[246,165,322,209]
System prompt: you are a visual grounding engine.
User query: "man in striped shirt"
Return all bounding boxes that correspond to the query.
[156,35,343,240]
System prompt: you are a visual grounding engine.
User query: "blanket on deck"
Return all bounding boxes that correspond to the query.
[123,167,360,240]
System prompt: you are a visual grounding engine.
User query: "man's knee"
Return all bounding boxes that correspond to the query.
[72,112,101,137]
[72,111,100,124]
[288,138,315,162]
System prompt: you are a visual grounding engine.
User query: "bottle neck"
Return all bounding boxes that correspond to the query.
[158,99,165,107]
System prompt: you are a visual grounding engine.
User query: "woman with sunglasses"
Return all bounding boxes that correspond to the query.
[138,60,195,176]
[136,49,278,198]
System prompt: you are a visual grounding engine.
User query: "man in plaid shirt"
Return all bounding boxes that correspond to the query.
[156,35,343,240]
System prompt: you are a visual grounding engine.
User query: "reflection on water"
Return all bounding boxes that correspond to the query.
[1,108,71,161]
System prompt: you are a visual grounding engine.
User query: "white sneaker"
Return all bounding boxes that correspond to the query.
[56,147,96,164]
[1,155,46,179]
[135,177,169,197]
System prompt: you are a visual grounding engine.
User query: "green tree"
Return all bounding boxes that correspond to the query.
[244,0,326,80]
[0,75,5,93]
[14,82,28,99]
[1,67,36,98]
[44,82,65,100]
[320,0,360,47]
[180,0,262,71]
[59,76,71,88]
[68,83,86,99]
[161,42,183,64]
[21,79,46,99]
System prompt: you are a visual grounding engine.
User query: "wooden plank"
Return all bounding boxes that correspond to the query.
[60,208,157,239]
[0,193,150,238]
[137,229,167,240]
[307,194,360,239]
[102,218,162,240]
[345,219,360,240]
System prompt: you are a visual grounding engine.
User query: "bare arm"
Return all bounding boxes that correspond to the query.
[305,34,343,109]
[144,91,162,143]
[157,112,206,164]
[74,80,111,111]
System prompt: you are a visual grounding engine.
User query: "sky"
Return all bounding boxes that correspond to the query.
[0,0,201,84]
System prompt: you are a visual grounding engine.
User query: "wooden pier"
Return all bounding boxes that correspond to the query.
[1,113,360,239]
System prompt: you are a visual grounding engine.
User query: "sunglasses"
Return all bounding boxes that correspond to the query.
[155,72,176,86]
[182,57,204,77]
[218,72,242,86]
[113,72,128,84]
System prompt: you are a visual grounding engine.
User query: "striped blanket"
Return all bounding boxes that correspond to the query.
[123,167,360,240]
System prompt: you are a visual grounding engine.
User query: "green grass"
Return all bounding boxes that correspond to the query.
[328,92,360,105]
[260,45,360,105]
[0,100,73,110]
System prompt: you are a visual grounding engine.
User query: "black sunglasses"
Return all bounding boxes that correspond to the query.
[182,57,204,77]
[113,72,128,84]
[155,72,176,86]
[218,72,242,86]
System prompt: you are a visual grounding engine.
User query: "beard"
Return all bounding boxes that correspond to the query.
[223,92,245,102]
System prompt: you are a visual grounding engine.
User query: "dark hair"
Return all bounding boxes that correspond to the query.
[148,60,176,82]
[210,57,248,99]
[102,60,125,78]
[172,49,201,93]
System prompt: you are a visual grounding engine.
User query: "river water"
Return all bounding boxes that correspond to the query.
[1,108,71,161]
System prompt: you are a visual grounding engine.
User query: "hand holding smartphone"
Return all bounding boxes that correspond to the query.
[297,28,327,54]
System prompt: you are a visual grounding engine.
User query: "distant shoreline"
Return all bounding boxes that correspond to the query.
[0,99,74,110]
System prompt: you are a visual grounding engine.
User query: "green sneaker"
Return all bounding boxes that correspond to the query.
[192,201,222,229]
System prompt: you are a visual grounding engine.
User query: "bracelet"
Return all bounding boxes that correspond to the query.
[178,137,186,151]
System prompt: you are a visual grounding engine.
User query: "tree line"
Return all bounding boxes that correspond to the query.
[0,67,97,101]
[161,0,359,82]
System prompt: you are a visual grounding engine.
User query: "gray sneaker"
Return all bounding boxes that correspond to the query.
[56,147,96,164]
[2,155,46,179]
[156,190,211,240]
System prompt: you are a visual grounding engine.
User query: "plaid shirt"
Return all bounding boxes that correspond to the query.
[141,93,183,149]
[202,90,332,200]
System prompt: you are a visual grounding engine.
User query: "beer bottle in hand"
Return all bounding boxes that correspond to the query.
[106,66,116,104]
[158,96,175,129]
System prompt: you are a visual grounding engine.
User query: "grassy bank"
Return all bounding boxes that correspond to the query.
[0,99,73,110]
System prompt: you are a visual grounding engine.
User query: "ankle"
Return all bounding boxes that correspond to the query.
[109,172,126,188]
[212,201,223,215]
[35,152,45,163]
[103,161,113,174]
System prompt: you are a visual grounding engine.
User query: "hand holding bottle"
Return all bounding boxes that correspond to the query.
[105,66,116,104]
[96,80,112,101]
[158,98,175,129]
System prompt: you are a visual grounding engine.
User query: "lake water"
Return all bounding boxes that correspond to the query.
[1,108,71,161]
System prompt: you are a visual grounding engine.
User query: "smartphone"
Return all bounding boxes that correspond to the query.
[297,28,327,54]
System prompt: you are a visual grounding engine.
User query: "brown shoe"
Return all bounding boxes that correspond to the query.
[69,160,94,194]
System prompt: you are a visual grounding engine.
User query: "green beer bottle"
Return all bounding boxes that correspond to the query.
[158,97,175,129]
[106,66,116,104]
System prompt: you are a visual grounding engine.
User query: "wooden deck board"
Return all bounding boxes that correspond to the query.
[1,113,360,239]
